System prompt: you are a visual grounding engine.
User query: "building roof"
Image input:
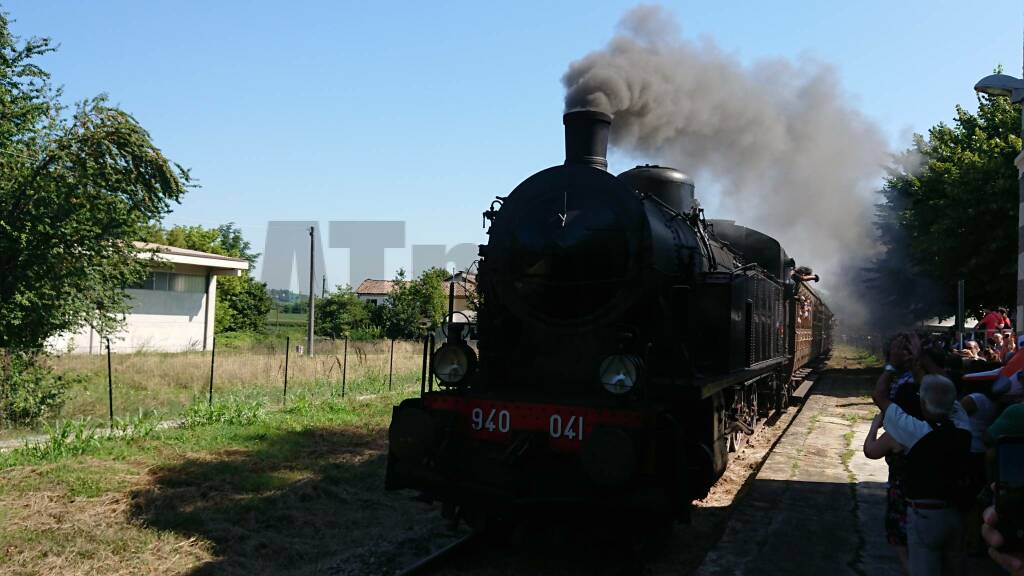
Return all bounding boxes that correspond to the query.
[133,242,250,272]
[355,273,477,297]
[355,279,396,296]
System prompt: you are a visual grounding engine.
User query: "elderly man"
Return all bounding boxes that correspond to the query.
[962,340,982,360]
[874,350,972,576]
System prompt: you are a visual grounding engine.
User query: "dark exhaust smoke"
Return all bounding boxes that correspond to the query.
[561,5,890,327]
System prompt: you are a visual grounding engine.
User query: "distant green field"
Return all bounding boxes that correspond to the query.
[267,311,307,326]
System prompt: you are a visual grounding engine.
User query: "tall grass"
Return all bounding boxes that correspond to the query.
[25,340,424,429]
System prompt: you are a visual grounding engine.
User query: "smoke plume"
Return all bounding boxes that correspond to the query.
[563,5,890,327]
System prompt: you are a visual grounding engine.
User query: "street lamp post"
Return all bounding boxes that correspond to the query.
[975,71,1024,331]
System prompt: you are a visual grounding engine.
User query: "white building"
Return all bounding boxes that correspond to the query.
[51,242,249,353]
[354,279,395,307]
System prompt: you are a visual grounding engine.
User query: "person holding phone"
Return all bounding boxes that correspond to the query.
[983,403,1024,574]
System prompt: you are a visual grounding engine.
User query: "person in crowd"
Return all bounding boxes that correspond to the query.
[872,334,918,569]
[983,345,1003,365]
[982,403,1024,574]
[979,308,1009,337]
[873,352,972,575]
[962,389,1000,552]
[871,333,946,571]
[1003,331,1017,363]
[1000,307,1013,331]
[960,340,982,361]
[864,410,910,572]
[983,506,1024,575]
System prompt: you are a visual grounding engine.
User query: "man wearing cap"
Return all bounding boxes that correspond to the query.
[874,366,972,575]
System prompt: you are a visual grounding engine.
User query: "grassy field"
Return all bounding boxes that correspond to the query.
[267,311,308,326]
[0,340,423,440]
[0,374,435,575]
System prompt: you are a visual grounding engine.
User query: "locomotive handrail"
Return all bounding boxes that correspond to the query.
[730,263,759,277]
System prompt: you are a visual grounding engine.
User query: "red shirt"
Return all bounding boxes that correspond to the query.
[977,311,1006,331]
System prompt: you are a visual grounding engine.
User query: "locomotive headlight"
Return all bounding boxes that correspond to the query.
[432,343,477,385]
[599,355,642,394]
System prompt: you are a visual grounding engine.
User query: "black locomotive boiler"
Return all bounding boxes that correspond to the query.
[386,110,833,526]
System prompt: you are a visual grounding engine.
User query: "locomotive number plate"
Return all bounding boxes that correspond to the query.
[423,396,643,452]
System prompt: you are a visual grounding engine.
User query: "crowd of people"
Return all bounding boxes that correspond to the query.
[863,320,1024,576]
[956,307,1017,364]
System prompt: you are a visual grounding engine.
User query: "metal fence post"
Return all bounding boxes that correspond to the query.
[284,336,290,406]
[106,338,113,430]
[208,335,216,406]
[427,334,435,392]
[388,338,395,391]
[342,337,348,398]
[420,335,429,395]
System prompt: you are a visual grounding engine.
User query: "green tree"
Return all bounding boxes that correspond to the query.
[216,274,271,333]
[862,87,1021,324]
[417,267,451,328]
[141,223,271,333]
[370,268,450,339]
[314,286,369,338]
[0,15,190,349]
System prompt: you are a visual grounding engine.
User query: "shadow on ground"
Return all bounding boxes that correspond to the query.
[128,427,455,576]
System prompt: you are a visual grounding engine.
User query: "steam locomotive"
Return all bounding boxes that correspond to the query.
[385,110,833,527]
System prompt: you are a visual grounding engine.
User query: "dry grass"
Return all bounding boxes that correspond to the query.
[38,340,424,424]
[0,368,447,576]
[0,459,213,576]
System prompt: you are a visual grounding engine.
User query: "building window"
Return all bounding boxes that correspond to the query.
[170,273,206,293]
[134,271,207,293]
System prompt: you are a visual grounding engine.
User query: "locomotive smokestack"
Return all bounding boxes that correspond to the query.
[563,109,611,170]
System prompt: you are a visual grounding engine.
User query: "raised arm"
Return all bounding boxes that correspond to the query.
[874,334,912,412]
[873,369,896,412]
[863,413,900,459]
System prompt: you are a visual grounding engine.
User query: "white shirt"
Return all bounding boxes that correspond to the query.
[966,392,998,453]
[883,402,969,452]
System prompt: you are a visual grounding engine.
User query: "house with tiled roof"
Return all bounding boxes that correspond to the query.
[355,272,476,311]
[354,279,396,306]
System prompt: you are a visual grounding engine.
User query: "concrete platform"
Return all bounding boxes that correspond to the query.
[694,371,1002,576]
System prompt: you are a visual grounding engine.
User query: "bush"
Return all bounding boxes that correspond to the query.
[315,286,370,339]
[0,351,73,425]
[349,325,383,341]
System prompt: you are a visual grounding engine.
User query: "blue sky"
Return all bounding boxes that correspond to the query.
[7,1,1023,289]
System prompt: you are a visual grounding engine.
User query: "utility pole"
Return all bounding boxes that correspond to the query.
[956,280,965,350]
[322,274,327,299]
[307,226,315,356]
